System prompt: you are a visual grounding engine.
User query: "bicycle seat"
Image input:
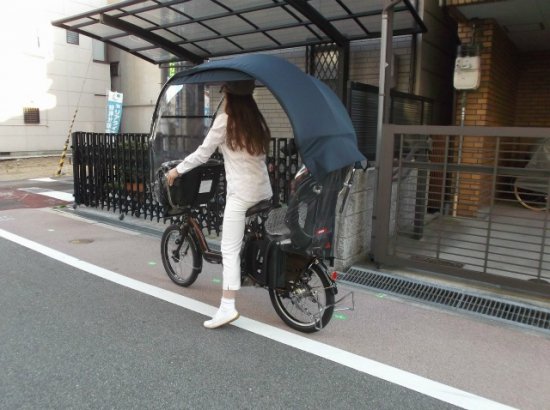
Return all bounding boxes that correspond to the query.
[246,199,272,217]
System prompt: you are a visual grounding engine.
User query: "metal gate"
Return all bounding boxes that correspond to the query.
[372,124,550,296]
[72,132,300,234]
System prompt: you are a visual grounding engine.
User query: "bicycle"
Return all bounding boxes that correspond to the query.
[514,138,550,211]
[155,159,354,332]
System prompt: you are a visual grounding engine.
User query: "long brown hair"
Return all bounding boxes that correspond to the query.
[224,92,271,155]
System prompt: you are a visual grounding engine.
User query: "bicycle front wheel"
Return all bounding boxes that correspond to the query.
[269,262,334,333]
[161,224,200,287]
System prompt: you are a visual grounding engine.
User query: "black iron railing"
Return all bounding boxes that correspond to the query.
[72,132,300,234]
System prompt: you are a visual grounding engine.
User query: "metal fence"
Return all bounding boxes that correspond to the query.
[72,132,300,233]
[372,124,550,296]
[347,82,433,161]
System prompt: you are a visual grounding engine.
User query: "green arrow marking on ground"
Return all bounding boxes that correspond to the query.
[148,261,157,266]
[333,313,348,320]
[212,278,221,283]
[376,293,386,298]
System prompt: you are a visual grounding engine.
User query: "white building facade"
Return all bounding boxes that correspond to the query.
[0,0,112,155]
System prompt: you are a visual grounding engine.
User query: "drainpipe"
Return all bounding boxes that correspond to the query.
[452,91,467,216]
[452,22,477,216]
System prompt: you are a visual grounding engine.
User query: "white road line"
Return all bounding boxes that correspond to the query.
[18,188,74,202]
[29,177,57,182]
[0,228,517,410]
[37,191,74,201]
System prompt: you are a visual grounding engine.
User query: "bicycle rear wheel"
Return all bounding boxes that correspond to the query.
[514,181,548,211]
[161,224,200,287]
[269,262,334,333]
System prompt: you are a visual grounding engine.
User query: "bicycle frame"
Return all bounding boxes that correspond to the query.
[174,212,223,265]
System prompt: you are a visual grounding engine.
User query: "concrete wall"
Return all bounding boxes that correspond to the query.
[0,0,111,155]
[333,167,419,271]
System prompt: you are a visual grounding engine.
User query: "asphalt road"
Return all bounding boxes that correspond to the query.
[0,238,455,409]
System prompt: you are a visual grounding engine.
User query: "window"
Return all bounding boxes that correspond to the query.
[66,30,79,45]
[92,39,106,62]
[23,107,40,124]
[110,62,120,77]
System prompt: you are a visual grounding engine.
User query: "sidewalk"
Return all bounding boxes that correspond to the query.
[0,155,72,182]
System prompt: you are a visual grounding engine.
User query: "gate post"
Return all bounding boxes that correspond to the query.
[371,125,395,263]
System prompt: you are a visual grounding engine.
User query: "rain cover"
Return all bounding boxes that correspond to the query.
[516,138,550,194]
[156,54,366,180]
[150,82,224,210]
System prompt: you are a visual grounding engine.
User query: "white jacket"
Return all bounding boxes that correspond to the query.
[175,113,272,202]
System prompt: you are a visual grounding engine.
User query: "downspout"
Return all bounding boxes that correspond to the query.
[452,22,477,216]
[410,0,421,94]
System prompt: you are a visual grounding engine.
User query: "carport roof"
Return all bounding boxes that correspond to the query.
[52,0,426,65]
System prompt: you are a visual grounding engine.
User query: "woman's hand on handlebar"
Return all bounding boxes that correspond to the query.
[166,168,180,187]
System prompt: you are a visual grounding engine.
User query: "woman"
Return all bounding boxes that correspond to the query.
[167,80,272,329]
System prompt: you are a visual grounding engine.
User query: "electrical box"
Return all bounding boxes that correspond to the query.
[453,56,480,90]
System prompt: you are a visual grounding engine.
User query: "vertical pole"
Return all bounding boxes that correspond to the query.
[452,91,467,216]
[371,0,399,263]
[375,0,398,162]
[338,45,350,103]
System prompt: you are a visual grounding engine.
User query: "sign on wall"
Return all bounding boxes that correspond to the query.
[106,91,123,133]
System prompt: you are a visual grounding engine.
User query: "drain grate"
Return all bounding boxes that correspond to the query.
[338,267,550,333]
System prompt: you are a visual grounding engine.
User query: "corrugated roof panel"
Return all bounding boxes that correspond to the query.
[51,0,426,64]
[269,26,323,44]
[137,8,189,26]
[193,37,242,55]
[331,18,366,37]
[231,33,278,49]
[170,22,217,41]
[82,22,126,38]
[111,35,153,49]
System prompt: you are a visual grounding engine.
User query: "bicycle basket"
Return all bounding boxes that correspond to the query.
[153,159,224,214]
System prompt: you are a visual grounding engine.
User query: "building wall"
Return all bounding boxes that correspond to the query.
[0,0,111,155]
[109,47,162,134]
[416,0,457,124]
[349,36,413,92]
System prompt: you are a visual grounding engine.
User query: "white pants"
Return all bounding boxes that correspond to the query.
[220,195,261,290]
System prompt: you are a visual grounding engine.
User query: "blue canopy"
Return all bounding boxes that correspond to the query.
[168,54,365,180]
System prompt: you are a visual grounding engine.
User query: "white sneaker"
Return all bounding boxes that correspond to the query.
[203,309,240,329]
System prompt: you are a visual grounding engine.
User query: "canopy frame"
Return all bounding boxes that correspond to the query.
[52,0,426,66]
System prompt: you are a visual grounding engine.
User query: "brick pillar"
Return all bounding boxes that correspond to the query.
[453,19,519,216]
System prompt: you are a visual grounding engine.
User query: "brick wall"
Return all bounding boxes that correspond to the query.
[515,51,550,127]
[453,19,519,215]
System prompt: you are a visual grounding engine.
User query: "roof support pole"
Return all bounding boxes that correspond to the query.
[376,0,400,153]
[371,0,401,263]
